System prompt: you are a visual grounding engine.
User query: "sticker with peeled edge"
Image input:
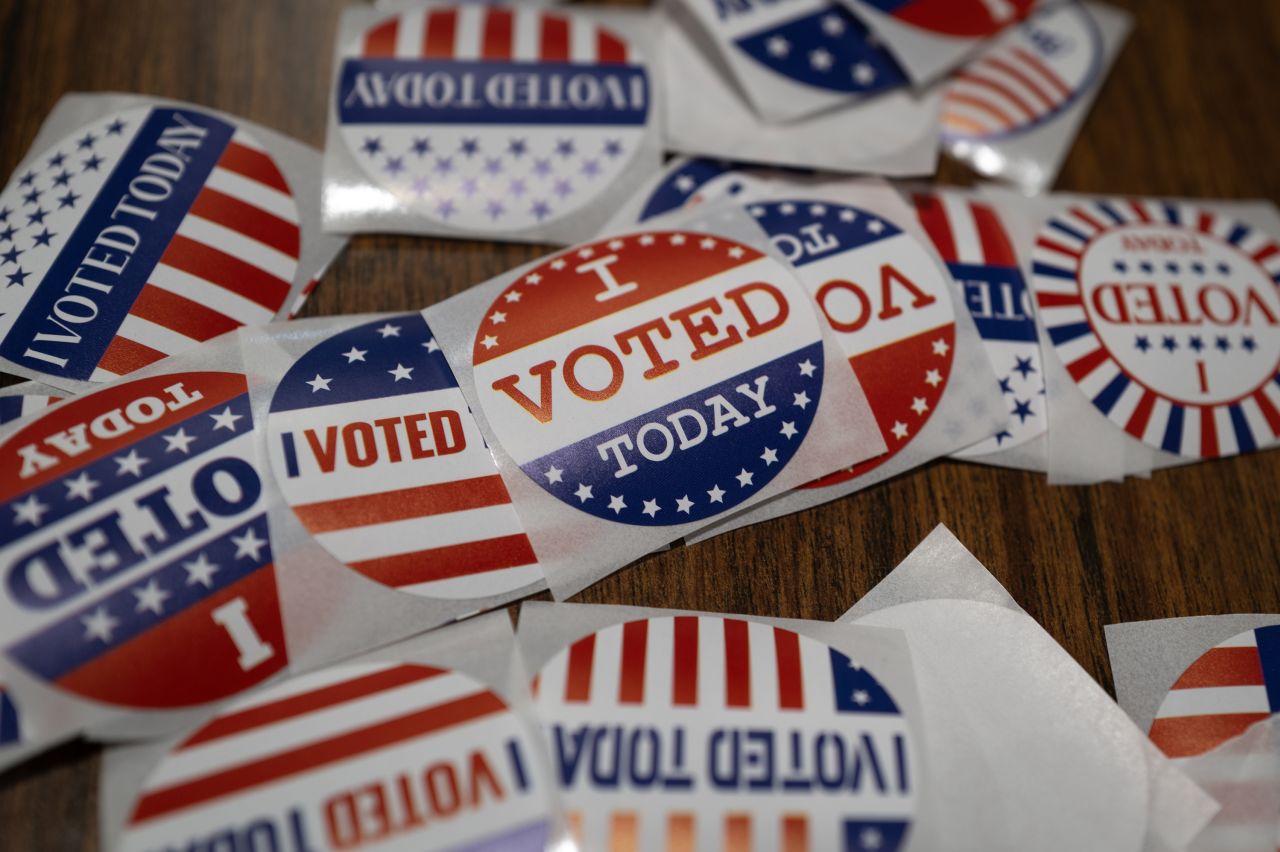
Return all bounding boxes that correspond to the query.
[856,0,1036,38]
[533,615,918,851]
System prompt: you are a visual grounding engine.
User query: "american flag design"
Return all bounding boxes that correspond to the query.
[336,6,650,232]
[941,2,1102,143]
[0,390,62,425]
[0,686,17,746]
[266,313,541,601]
[856,0,1035,38]
[912,190,1044,454]
[744,200,955,488]
[533,615,916,852]
[120,661,551,852]
[471,231,825,527]
[0,371,287,708]
[0,106,301,383]
[1031,199,1280,459]
[636,159,749,224]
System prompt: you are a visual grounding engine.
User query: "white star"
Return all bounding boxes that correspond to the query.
[307,374,332,392]
[638,234,655,246]
[852,689,871,705]
[891,421,909,440]
[608,495,626,514]
[115,449,148,477]
[736,469,754,487]
[163,428,196,454]
[481,335,499,350]
[859,827,884,850]
[608,239,625,250]
[545,465,563,484]
[343,346,367,362]
[793,391,811,409]
[82,606,119,643]
[577,247,595,259]
[388,363,414,382]
[932,338,950,357]
[675,175,695,192]
[669,233,686,245]
[525,272,542,285]
[761,447,778,466]
[822,13,845,35]
[377,323,401,338]
[810,48,834,71]
[642,499,660,518]
[839,208,856,222]
[749,205,765,217]
[489,310,507,324]
[423,338,440,353]
[852,62,876,86]
[232,527,268,561]
[12,494,48,527]
[809,203,828,216]
[210,407,243,432]
[505,290,523,303]
[133,579,170,615]
[575,483,593,502]
[766,35,790,57]
[780,202,796,215]
[676,495,694,513]
[866,218,884,234]
[911,397,929,415]
[798,359,816,377]
[184,552,219,588]
[550,258,567,271]
[780,421,798,439]
[63,471,99,502]
[707,485,725,503]
[925,368,942,387]
[727,246,745,259]
[699,237,716,250]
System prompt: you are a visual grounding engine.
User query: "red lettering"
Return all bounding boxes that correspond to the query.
[614,317,678,379]
[428,410,466,455]
[468,750,505,807]
[324,791,360,849]
[1127,284,1165,324]
[373,417,403,463]
[303,426,339,473]
[878,264,936,320]
[563,344,623,401]
[1090,283,1131,323]
[669,297,742,360]
[1243,287,1279,326]
[425,762,461,818]
[724,281,789,337]
[491,360,556,424]
[816,279,871,333]
[404,413,435,459]
[341,422,377,468]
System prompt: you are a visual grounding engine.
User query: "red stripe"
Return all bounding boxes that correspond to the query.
[672,616,698,706]
[597,29,627,64]
[911,193,958,263]
[190,187,300,258]
[783,815,809,852]
[1149,712,1271,759]
[1253,387,1280,438]
[619,620,648,704]
[1036,236,1081,259]
[130,284,241,342]
[540,15,569,61]
[363,18,398,57]
[1066,347,1109,382]
[774,628,804,711]
[161,234,290,311]
[130,689,505,823]
[970,201,1018,267]
[97,335,166,376]
[350,534,537,587]
[424,9,457,58]
[952,70,1038,121]
[1196,210,1215,234]
[1171,646,1264,689]
[1069,205,1108,233]
[982,56,1055,110]
[1124,389,1157,440]
[946,91,1015,128]
[217,141,291,196]
[481,7,513,60]
[291,474,517,534]
[1128,200,1152,223]
[1200,406,1220,458]
[565,634,595,703]
[1011,46,1073,99]
[1252,243,1279,265]
[724,619,751,708]
[1035,291,1081,308]
[725,814,751,852]
[182,665,445,747]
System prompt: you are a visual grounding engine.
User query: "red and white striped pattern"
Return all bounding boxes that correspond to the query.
[566,809,817,852]
[358,6,630,64]
[912,191,1019,267]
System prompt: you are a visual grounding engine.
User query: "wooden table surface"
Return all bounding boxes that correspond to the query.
[1,1,1278,849]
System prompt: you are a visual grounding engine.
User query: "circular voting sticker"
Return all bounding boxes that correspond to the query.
[335,6,651,231]
[941,3,1103,143]
[120,662,552,852]
[1148,625,1280,760]
[1033,200,1280,458]
[748,201,956,485]
[0,372,286,709]
[858,0,1034,38]
[471,230,825,527]
[533,615,918,851]
[0,106,301,383]
[267,314,539,600]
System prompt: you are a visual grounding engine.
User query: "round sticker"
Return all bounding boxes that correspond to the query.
[636,159,745,224]
[267,313,539,600]
[0,372,286,709]
[471,230,825,526]
[533,615,917,851]
[0,106,301,382]
[941,3,1102,142]
[1032,200,1280,458]
[1149,625,1280,760]
[121,662,552,852]
[859,0,1035,38]
[912,191,1043,454]
[336,6,651,231]
[748,201,956,485]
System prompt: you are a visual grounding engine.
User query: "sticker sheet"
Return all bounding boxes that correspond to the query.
[322,4,663,244]
[99,612,566,852]
[940,1,1132,192]
[662,12,941,177]
[0,93,347,392]
[517,602,930,852]
[425,209,885,598]
[671,0,907,123]
[842,525,1219,852]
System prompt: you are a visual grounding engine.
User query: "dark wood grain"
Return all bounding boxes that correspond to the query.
[1,1,1278,849]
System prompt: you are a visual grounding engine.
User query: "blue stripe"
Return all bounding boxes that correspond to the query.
[1032,261,1076,281]
[1092,372,1130,414]
[1227,223,1250,246]
[1162,203,1181,224]
[1256,626,1280,713]
[1229,404,1257,452]
[1049,220,1089,243]
[1048,321,1093,345]
[0,397,24,425]
[0,691,17,745]
[1161,405,1185,454]
[1096,201,1126,224]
